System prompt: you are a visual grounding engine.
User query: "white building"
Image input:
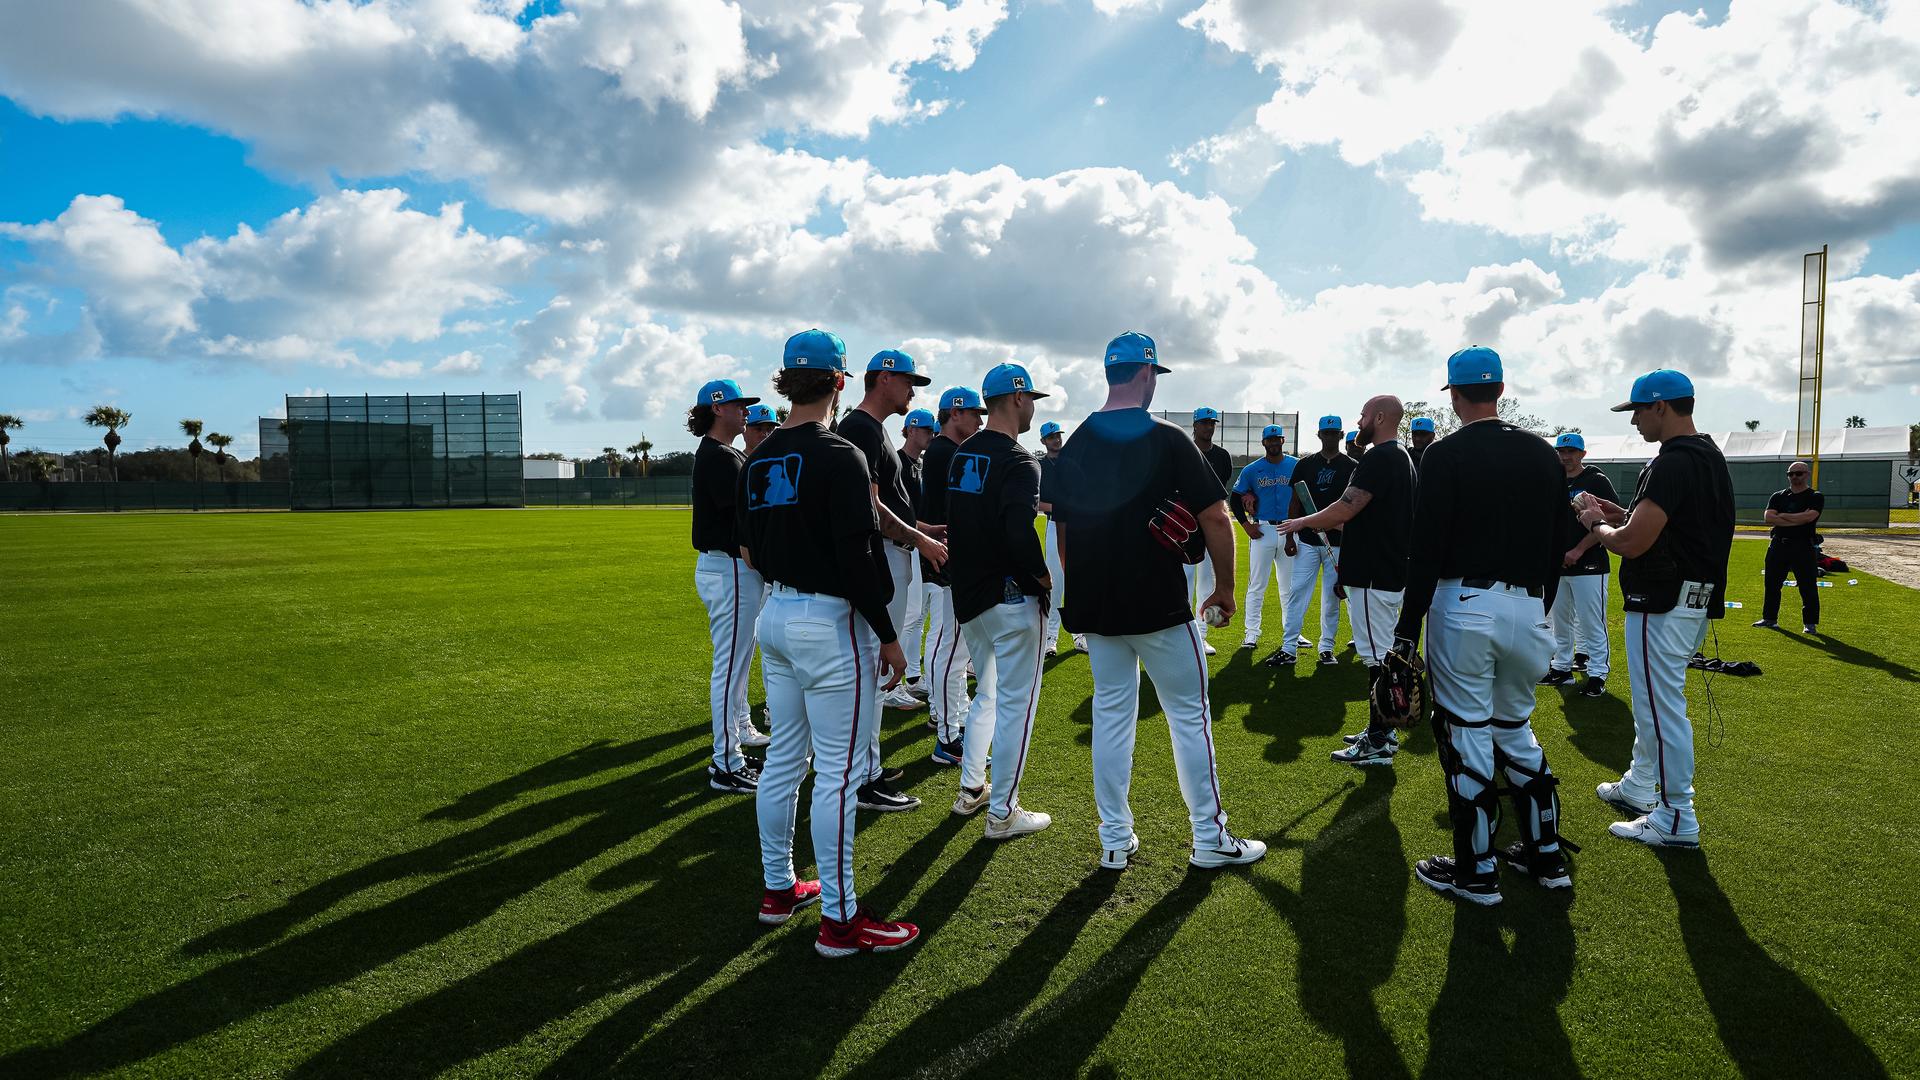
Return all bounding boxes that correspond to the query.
[1582,426,1916,506]
[523,458,576,480]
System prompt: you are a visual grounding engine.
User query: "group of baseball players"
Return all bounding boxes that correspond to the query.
[687,329,1735,955]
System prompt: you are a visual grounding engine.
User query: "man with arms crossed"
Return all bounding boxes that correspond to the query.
[1754,461,1824,633]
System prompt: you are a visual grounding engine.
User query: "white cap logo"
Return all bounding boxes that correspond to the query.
[1012,376,1027,390]
[952,395,964,407]
[710,389,725,402]
[1143,347,1155,360]
[882,357,896,368]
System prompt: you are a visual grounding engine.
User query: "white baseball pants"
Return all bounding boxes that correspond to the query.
[1346,585,1403,668]
[1619,606,1710,837]
[695,552,763,773]
[1284,541,1341,656]
[864,544,916,779]
[1425,580,1554,724]
[1551,573,1611,677]
[959,596,1046,818]
[1241,527,1292,642]
[926,585,979,742]
[902,551,927,680]
[1087,623,1232,852]
[1043,518,1065,648]
[755,588,880,923]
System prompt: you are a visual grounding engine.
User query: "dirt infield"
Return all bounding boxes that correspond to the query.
[1821,535,1920,590]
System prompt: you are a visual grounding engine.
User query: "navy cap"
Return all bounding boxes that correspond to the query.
[1039,421,1063,438]
[1611,369,1695,412]
[1193,407,1221,422]
[696,378,760,408]
[867,349,931,386]
[1318,414,1341,432]
[982,362,1049,400]
[1261,424,1286,440]
[1104,331,1171,374]
[1555,432,1586,450]
[744,403,777,426]
[1410,416,1436,433]
[1442,345,1503,390]
[783,328,847,371]
[904,408,937,431]
[939,386,987,413]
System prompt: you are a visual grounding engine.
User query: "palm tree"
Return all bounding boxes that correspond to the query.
[1845,415,1866,428]
[0,413,23,481]
[602,446,620,478]
[637,434,654,478]
[180,419,205,482]
[207,432,234,480]
[1744,419,1761,431]
[22,451,57,483]
[83,405,131,481]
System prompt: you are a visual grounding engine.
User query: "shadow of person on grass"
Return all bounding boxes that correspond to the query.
[0,743,722,1079]
[1559,685,1635,775]
[1660,852,1889,1079]
[1787,631,1919,683]
[1422,887,1578,1078]
[1251,768,1412,1079]
[424,730,696,823]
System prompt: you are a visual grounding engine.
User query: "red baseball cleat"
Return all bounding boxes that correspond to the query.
[758,880,822,925]
[814,908,922,958]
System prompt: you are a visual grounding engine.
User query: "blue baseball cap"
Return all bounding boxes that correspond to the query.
[1039,421,1063,438]
[1612,369,1695,412]
[696,378,759,408]
[744,403,777,426]
[783,328,847,371]
[1261,424,1286,441]
[867,349,931,386]
[1318,414,1341,432]
[1442,345,1503,390]
[1555,432,1586,450]
[1410,416,1436,433]
[1346,430,1359,442]
[1104,331,1171,374]
[982,362,1049,400]
[938,385,987,413]
[1193,407,1221,422]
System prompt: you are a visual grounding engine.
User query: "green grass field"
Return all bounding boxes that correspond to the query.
[4,509,1917,1078]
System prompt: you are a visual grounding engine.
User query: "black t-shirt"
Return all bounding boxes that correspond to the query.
[1408,444,1427,472]
[1767,487,1824,542]
[1055,409,1226,635]
[1621,434,1735,619]
[1337,441,1414,591]
[737,423,897,643]
[691,436,745,554]
[835,408,914,529]
[947,430,1049,623]
[920,433,961,585]
[1397,420,1568,638]
[1038,454,1062,519]
[1289,452,1355,547]
[1201,443,1233,488]
[1563,465,1620,576]
[900,449,922,514]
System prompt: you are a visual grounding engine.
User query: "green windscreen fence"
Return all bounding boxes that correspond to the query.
[524,478,693,506]
[287,393,524,510]
[0,482,289,511]
[1592,457,1891,528]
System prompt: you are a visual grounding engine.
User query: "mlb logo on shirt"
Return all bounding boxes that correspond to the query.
[954,453,990,494]
[746,455,803,510]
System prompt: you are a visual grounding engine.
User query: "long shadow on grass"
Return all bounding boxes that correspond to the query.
[1661,853,1889,1079]
[422,730,696,824]
[1788,631,1919,683]
[1559,684,1634,775]
[0,741,721,1078]
[1422,890,1578,1078]
[1250,768,1412,1079]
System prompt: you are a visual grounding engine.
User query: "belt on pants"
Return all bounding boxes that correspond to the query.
[1459,578,1543,598]
[1260,520,1286,526]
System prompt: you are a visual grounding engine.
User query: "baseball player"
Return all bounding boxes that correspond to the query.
[1231,425,1298,654]
[897,408,939,694]
[1281,415,1355,666]
[1186,407,1236,656]
[1576,369,1733,849]
[1391,346,1574,905]
[1407,416,1436,471]
[1054,331,1266,871]
[1755,461,1824,633]
[1275,396,1415,760]
[744,403,779,454]
[1036,420,1081,656]
[922,386,991,766]
[689,378,768,795]
[1344,429,1365,464]
[743,329,920,955]
[1540,432,1618,696]
[947,363,1054,837]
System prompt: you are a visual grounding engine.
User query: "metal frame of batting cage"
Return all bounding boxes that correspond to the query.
[1152,410,1302,466]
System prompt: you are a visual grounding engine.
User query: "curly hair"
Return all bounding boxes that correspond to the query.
[775,368,839,406]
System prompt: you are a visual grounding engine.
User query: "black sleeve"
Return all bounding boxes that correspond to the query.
[1001,456,1048,585]
[1593,471,1619,506]
[1170,428,1227,511]
[840,416,883,478]
[1808,490,1825,517]
[828,452,897,644]
[1350,447,1386,495]
[1395,451,1453,641]
[733,456,752,557]
[1638,454,1687,517]
[1767,490,1787,513]
[704,449,739,516]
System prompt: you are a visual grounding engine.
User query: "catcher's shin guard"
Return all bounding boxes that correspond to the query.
[1494,748,1577,858]
[1435,706,1500,883]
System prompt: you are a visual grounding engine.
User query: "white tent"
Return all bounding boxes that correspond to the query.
[1583,426,1915,505]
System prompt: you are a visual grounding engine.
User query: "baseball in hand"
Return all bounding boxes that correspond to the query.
[1202,604,1230,628]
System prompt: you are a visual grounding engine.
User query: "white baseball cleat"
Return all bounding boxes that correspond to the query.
[736,723,771,748]
[1595,781,1657,817]
[951,785,989,816]
[1072,635,1089,653]
[984,805,1051,840]
[881,686,926,711]
[1189,834,1267,869]
[1100,834,1140,872]
[1608,816,1700,849]
[1203,641,1217,656]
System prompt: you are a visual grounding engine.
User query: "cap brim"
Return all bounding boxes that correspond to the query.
[906,374,932,386]
[1152,364,1172,374]
[736,395,762,407]
[1608,400,1635,412]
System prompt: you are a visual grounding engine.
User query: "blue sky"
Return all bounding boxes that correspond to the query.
[3,0,1916,459]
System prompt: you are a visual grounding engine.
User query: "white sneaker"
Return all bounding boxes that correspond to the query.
[1596,781,1657,817]
[985,805,1051,840]
[905,677,929,699]
[1072,635,1088,653]
[1100,834,1140,871]
[1609,815,1700,849]
[952,785,990,816]
[736,723,771,748]
[1203,641,1217,656]
[881,686,926,711]
[1190,834,1267,868]
[1342,727,1398,746]
[1331,733,1397,767]
[1296,635,1313,649]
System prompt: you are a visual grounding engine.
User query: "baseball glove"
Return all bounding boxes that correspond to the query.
[1148,498,1206,564]
[1369,640,1428,729]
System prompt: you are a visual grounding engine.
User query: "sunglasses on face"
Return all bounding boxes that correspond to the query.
[1788,471,1808,477]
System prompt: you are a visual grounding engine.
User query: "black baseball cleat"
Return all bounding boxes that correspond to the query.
[1580,677,1606,698]
[1414,856,1502,906]
[709,765,759,795]
[1539,668,1574,686]
[856,780,920,812]
[879,767,907,784]
[1571,652,1590,672]
[1500,842,1573,889]
[1803,624,1818,635]
[1751,618,1778,628]
[1319,651,1339,666]
[1262,651,1297,668]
